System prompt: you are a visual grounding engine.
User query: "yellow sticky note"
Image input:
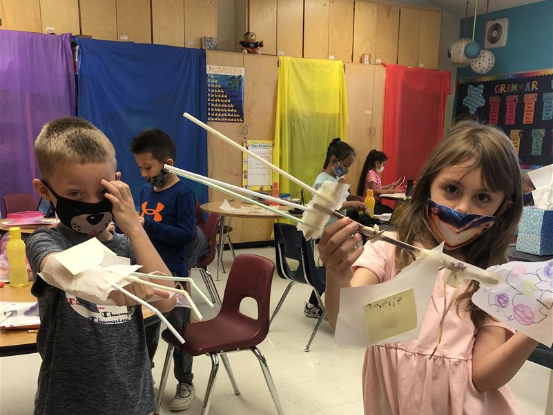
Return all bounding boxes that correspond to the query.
[363,289,417,345]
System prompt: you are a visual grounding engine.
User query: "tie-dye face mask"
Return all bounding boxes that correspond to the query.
[426,199,497,250]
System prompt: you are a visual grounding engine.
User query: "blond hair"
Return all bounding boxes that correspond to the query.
[395,120,523,325]
[35,117,116,179]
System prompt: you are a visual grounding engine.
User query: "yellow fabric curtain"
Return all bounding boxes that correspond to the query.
[274,56,348,200]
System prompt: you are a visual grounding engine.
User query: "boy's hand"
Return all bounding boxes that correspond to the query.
[319,218,363,282]
[138,216,145,226]
[101,179,141,236]
[109,280,154,306]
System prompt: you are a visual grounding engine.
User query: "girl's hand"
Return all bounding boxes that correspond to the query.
[101,179,141,236]
[319,218,364,282]
[344,200,366,210]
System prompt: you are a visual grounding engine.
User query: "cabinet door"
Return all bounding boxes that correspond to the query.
[249,0,277,55]
[116,0,151,43]
[418,10,441,69]
[184,0,217,48]
[303,0,329,59]
[371,64,386,151]
[152,0,185,47]
[344,63,375,194]
[375,3,399,65]
[276,0,303,57]
[328,0,353,62]
[352,1,377,64]
[0,0,41,32]
[398,7,421,68]
[80,0,117,41]
[40,0,79,35]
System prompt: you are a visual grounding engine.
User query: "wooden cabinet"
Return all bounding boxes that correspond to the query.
[40,0,79,35]
[116,0,151,43]
[352,1,377,64]
[375,3,399,65]
[80,0,117,41]
[249,0,277,55]
[328,0,353,62]
[303,0,329,59]
[152,0,185,47]
[184,0,217,48]
[276,0,303,57]
[0,0,41,32]
[344,63,385,194]
[398,7,441,69]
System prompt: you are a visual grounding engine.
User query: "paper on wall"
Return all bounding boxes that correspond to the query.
[334,244,444,347]
[472,260,553,346]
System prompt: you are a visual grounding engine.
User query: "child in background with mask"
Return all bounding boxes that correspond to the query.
[320,120,539,415]
[305,138,365,318]
[130,128,208,411]
[357,149,401,215]
[26,117,176,415]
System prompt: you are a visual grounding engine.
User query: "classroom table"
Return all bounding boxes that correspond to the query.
[0,284,157,358]
[200,200,293,280]
[379,193,410,201]
[0,219,58,235]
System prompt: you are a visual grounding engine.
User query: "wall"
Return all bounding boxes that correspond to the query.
[440,10,460,131]
[217,0,236,51]
[458,0,553,79]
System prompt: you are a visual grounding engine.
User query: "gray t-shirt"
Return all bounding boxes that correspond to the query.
[26,226,155,415]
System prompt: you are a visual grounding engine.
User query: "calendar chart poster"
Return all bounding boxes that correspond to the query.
[207,65,244,123]
[243,140,274,190]
[454,69,553,168]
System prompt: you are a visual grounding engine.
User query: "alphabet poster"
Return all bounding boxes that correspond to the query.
[454,69,553,169]
[207,65,244,123]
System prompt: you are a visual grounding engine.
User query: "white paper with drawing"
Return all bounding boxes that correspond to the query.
[335,244,444,347]
[472,260,553,346]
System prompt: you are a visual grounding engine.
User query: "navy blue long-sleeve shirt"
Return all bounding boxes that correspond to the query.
[139,180,196,277]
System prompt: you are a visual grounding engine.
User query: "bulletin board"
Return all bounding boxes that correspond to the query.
[242,140,274,190]
[207,65,244,123]
[454,69,553,169]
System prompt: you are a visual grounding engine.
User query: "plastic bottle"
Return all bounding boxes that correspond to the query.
[270,181,280,206]
[364,189,376,218]
[6,227,29,287]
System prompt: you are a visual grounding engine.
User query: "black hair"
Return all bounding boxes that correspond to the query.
[356,149,388,195]
[323,138,355,169]
[130,128,177,162]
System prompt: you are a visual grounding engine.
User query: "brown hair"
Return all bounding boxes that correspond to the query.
[35,117,116,180]
[394,120,523,325]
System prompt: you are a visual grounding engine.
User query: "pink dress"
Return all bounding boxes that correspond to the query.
[352,233,519,415]
[365,170,382,202]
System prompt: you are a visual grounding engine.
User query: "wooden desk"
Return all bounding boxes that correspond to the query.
[201,201,291,280]
[379,193,410,201]
[0,284,157,357]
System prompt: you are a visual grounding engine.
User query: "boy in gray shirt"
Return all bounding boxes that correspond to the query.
[26,117,176,415]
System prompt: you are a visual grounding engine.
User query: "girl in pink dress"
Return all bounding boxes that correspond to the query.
[320,120,540,415]
[357,150,401,214]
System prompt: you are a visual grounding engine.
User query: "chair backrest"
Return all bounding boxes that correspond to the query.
[195,198,206,230]
[220,254,275,343]
[273,223,308,284]
[301,239,326,293]
[195,212,221,268]
[4,193,37,215]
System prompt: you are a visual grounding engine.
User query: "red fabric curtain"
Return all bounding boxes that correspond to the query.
[381,64,451,186]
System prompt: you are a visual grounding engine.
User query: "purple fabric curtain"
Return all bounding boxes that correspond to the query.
[0,30,75,218]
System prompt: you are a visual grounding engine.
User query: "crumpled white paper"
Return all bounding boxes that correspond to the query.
[528,165,553,209]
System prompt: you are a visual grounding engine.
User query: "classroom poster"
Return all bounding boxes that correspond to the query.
[207,65,244,123]
[454,69,553,169]
[242,140,274,190]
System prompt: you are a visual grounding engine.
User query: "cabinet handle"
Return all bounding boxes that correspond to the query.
[372,127,377,138]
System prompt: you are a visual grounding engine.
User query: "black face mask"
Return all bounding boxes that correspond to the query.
[145,162,169,187]
[42,181,113,237]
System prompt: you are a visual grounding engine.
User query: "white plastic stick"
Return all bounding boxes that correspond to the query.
[132,272,214,308]
[112,283,185,344]
[165,165,307,211]
[171,168,316,227]
[124,276,203,320]
[183,112,328,200]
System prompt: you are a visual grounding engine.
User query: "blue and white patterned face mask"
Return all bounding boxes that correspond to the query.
[333,162,349,178]
[427,198,497,250]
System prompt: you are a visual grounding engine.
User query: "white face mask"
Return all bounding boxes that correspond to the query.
[376,166,384,174]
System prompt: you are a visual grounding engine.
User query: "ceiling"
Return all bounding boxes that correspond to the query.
[424,0,547,17]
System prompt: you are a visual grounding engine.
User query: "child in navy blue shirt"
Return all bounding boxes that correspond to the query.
[131,128,208,412]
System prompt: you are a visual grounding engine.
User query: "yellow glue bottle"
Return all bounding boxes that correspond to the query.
[364,189,376,218]
[6,227,29,287]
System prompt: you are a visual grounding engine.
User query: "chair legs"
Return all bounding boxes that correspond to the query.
[250,347,285,415]
[154,345,174,415]
[201,353,221,415]
[304,289,326,352]
[199,267,222,307]
[220,353,241,395]
[269,281,296,324]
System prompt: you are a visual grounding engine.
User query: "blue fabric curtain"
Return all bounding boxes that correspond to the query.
[74,38,207,205]
[0,31,75,217]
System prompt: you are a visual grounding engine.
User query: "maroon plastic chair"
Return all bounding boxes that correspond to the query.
[195,198,207,230]
[194,212,222,306]
[155,255,284,415]
[3,193,37,215]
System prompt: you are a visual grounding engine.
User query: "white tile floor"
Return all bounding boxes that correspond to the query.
[0,246,551,415]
